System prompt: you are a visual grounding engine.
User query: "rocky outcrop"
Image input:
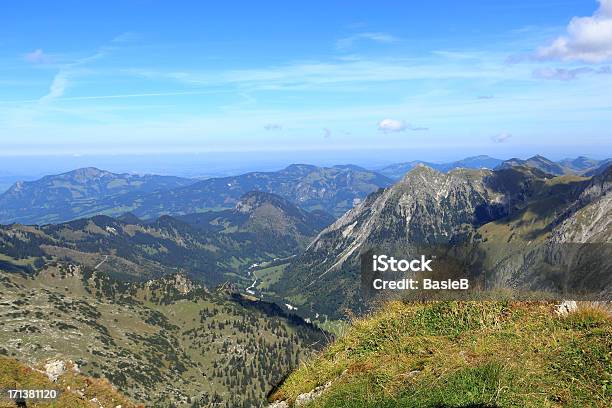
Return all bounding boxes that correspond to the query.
[44,360,66,382]
[551,165,611,243]
[294,381,332,406]
[267,381,332,408]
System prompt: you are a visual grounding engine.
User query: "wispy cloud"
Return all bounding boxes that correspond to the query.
[264,123,282,131]
[535,0,612,62]
[491,132,512,143]
[130,55,523,94]
[38,44,110,102]
[532,66,611,80]
[24,49,51,64]
[112,32,141,43]
[323,128,331,138]
[336,32,398,50]
[40,72,69,102]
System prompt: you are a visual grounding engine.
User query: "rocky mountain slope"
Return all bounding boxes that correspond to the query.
[273,164,611,318]
[0,266,328,407]
[0,167,195,225]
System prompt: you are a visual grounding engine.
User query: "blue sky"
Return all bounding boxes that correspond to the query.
[1,0,611,162]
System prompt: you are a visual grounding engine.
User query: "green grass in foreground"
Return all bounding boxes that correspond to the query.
[271,301,611,408]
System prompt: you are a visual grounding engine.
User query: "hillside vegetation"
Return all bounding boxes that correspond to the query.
[0,266,328,407]
[270,301,611,408]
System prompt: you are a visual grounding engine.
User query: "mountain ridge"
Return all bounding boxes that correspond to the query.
[0,164,392,225]
[273,163,611,318]
[377,155,611,180]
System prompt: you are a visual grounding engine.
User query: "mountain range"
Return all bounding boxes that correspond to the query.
[0,164,392,225]
[377,154,611,179]
[1,156,609,226]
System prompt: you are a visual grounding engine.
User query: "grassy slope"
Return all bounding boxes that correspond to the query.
[271,301,611,408]
[0,356,138,408]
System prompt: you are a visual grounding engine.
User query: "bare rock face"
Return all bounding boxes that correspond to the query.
[267,402,289,408]
[284,166,513,286]
[146,273,201,294]
[169,273,196,294]
[44,360,66,382]
[552,166,612,243]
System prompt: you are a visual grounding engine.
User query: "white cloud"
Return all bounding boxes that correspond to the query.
[536,0,612,62]
[24,49,49,64]
[40,71,69,102]
[377,119,428,133]
[336,32,398,49]
[264,123,282,131]
[323,128,331,138]
[377,118,407,133]
[491,132,512,143]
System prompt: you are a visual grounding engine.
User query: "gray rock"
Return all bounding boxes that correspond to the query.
[44,360,65,382]
[555,300,578,316]
[268,401,289,408]
[295,381,332,407]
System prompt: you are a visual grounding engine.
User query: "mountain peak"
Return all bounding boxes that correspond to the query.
[118,212,142,224]
[401,163,443,180]
[332,164,368,171]
[282,164,318,173]
[236,191,293,214]
[65,167,112,179]
[529,154,551,161]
